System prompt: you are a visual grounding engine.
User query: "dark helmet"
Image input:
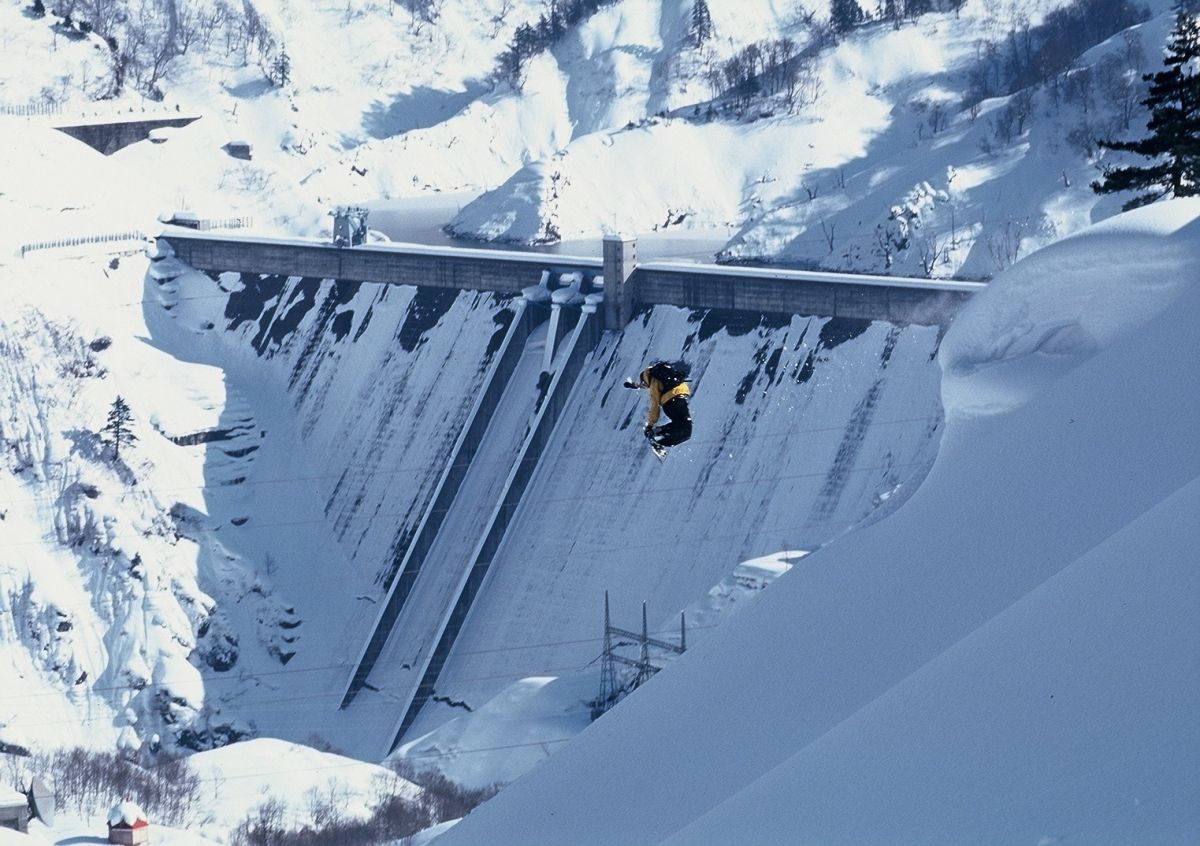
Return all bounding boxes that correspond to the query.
[645,360,691,388]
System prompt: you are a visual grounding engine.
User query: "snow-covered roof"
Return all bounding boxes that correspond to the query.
[0,785,24,807]
[107,799,148,827]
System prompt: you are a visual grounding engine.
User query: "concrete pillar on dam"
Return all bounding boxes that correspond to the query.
[603,235,637,330]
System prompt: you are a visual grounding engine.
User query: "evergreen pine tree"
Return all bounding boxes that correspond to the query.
[690,0,714,47]
[273,48,290,86]
[830,0,865,37]
[1092,8,1200,209]
[102,396,137,460]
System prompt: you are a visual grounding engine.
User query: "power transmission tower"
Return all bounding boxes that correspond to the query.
[592,592,687,720]
[593,591,618,719]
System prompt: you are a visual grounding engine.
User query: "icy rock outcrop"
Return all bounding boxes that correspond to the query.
[0,307,239,753]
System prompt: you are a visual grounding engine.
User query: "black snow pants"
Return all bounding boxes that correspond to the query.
[653,396,693,447]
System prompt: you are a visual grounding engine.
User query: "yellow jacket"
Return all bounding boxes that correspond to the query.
[641,367,691,427]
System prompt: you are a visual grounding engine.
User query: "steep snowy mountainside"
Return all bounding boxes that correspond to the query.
[452,0,1178,277]
[1,0,557,235]
[438,200,1200,845]
[0,254,277,755]
[301,51,576,206]
[4,0,1179,274]
[402,306,944,747]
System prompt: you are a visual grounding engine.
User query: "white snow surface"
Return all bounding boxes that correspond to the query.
[437,200,1200,843]
[0,818,219,846]
[187,737,420,838]
[1,0,1197,834]
[106,799,147,827]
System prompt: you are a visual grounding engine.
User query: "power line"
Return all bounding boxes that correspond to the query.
[0,624,723,705]
[0,454,930,552]
[0,628,702,732]
[0,413,938,513]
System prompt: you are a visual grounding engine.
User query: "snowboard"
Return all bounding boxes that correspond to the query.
[648,438,668,461]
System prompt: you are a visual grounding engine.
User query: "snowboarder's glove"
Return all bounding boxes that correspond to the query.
[644,424,655,439]
[623,378,640,389]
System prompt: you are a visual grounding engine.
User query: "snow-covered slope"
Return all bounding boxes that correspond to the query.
[448,0,1179,278]
[437,200,1200,844]
[0,253,252,755]
[187,737,421,839]
[4,0,1176,273]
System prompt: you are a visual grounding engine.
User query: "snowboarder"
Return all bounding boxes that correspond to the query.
[624,360,693,456]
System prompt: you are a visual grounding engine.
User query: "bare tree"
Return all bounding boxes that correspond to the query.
[927,100,948,134]
[987,219,1027,271]
[918,231,946,276]
[820,218,837,252]
[123,0,179,94]
[490,0,514,38]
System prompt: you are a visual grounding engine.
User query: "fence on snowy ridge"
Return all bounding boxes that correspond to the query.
[18,231,148,258]
[1,102,184,120]
[0,103,63,118]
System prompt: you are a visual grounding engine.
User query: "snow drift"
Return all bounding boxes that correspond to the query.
[437,200,1200,844]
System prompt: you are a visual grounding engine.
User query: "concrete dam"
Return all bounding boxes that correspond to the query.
[149,231,981,758]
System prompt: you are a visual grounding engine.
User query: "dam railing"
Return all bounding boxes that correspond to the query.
[158,230,984,329]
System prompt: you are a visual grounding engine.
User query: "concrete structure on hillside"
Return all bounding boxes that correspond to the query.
[602,234,638,329]
[55,115,200,155]
[158,231,983,330]
[332,206,369,247]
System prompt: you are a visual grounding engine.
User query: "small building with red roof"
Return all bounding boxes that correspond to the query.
[107,799,150,845]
